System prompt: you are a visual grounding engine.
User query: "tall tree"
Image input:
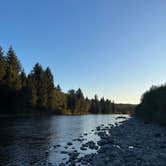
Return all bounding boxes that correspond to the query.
[67,89,77,113]
[6,46,22,90]
[57,84,61,91]
[44,67,55,109]
[27,74,38,108]
[94,94,101,113]
[76,88,84,99]
[0,47,6,81]
[32,63,48,108]
[20,70,27,88]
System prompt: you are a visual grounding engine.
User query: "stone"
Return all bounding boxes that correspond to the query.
[80,146,87,151]
[67,142,73,146]
[154,133,161,138]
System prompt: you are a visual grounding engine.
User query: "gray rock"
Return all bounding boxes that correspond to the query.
[68,151,79,161]
[67,142,73,146]
[61,151,67,154]
[82,141,97,150]
[96,126,101,131]
[80,146,87,151]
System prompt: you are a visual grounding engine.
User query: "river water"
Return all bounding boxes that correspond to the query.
[0,114,129,166]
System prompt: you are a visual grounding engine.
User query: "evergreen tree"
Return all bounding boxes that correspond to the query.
[100,97,106,113]
[20,70,27,88]
[111,101,115,113]
[27,74,38,107]
[51,89,67,114]
[67,89,77,113]
[94,95,101,114]
[32,63,47,108]
[0,47,6,81]
[0,45,123,115]
[6,46,22,90]
[76,88,84,99]
[44,67,55,109]
[57,84,61,91]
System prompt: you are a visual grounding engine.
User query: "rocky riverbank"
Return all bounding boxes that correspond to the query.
[62,117,166,166]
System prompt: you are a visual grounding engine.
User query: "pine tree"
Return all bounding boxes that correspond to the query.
[51,89,67,114]
[31,63,47,108]
[44,67,54,109]
[76,88,84,99]
[20,70,27,88]
[94,95,101,113]
[0,47,6,81]
[100,97,105,113]
[111,101,115,113]
[67,89,77,113]
[57,84,61,91]
[6,46,22,90]
[27,74,38,107]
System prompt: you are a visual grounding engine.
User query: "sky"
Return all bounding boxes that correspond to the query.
[0,0,166,104]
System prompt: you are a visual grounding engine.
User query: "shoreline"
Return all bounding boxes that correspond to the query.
[65,117,166,166]
[0,113,131,118]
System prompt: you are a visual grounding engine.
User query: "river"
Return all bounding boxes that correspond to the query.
[0,114,129,166]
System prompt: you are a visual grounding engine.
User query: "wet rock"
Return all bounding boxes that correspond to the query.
[81,159,88,165]
[82,141,97,150]
[115,122,118,126]
[80,146,87,151]
[96,126,101,131]
[68,151,79,161]
[73,138,84,142]
[67,142,73,146]
[154,133,161,138]
[80,154,95,165]
[45,151,49,155]
[115,116,127,120]
[61,151,67,154]
[69,160,76,166]
[98,131,108,139]
[54,144,61,148]
[159,145,165,149]
[97,139,109,146]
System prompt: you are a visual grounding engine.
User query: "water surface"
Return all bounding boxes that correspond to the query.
[0,114,129,165]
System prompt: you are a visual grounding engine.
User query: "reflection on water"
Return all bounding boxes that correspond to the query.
[0,114,129,165]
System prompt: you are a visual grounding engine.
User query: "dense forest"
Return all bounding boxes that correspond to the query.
[0,46,134,115]
[136,84,166,124]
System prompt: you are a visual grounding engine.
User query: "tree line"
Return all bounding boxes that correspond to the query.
[135,84,166,124]
[0,46,132,115]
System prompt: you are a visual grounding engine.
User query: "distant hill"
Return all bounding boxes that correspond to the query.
[115,104,136,114]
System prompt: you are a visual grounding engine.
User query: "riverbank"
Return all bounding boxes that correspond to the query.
[65,117,166,166]
[0,112,131,118]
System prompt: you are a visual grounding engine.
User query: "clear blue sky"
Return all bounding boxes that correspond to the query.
[0,0,166,104]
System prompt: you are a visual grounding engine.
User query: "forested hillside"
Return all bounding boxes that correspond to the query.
[136,85,166,124]
[0,46,133,115]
